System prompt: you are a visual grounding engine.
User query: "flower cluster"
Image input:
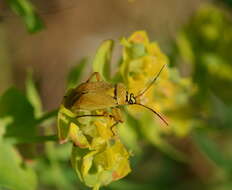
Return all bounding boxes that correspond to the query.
[120,31,197,137]
[57,102,131,190]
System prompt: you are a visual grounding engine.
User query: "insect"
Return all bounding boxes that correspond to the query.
[63,64,168,130]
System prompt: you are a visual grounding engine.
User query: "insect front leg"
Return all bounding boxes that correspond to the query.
[86,72,101,83]
[110,121,120,136]
[75,114,106,119]
[111,107,124,123]
[75,109,122,137]
[98,110,121,136]
[107,107,124,136]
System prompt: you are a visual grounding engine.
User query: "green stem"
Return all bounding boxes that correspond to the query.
[93,184,100,190]
[6,135,58,144]
[36,109,58,124]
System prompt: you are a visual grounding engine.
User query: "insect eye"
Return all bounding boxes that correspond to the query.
[128,93,136,104]
[126,91,129,102]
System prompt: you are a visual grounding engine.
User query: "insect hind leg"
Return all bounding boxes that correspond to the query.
[86,72,101,82]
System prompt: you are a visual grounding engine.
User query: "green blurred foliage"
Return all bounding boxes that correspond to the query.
[170,3,232,189]
[93,40,114,82]
[172,4,232,104]
[172,4,232,130]
[5,0,44,33]
[0,72,76,189]
[1,2,232,190]
[0,88,37,139]
[221,0,232,7]
[0,135,37,190]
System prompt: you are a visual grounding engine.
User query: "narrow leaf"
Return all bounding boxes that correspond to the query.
[6,0,44,33]
[26,70,42,118]
[93,40,114,81]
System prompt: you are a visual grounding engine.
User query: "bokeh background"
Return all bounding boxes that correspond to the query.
[1,0,232,190]
[0,0,207,109]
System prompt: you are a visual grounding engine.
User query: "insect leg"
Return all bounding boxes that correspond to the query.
[108,108,123,136]
[75,112,117,120]
[111,107,124,123]
[75,114,116,122]
[110,121,120,136]
[75,114,105,118]
[75,113,120,136]
[86,72,101,83]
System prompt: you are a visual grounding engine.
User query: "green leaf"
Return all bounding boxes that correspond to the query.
[26,70,42,118]
[6,0,44,33]
[0,88,37,139]
[35,109,58,124]
[129,43,146,59]
[57,106,79,144]
[9,135,58,144]
[67,58,88,89]
[93,40,114,81]
[0,139,37,190]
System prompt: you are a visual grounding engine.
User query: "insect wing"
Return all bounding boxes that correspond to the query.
[73,92,117,111]
[75,81,113,93]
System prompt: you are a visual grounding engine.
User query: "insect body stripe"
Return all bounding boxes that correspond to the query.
[114,84,118,104]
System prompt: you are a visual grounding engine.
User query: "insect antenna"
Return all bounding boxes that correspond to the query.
[130,103,168,126]
[135,64,166,99]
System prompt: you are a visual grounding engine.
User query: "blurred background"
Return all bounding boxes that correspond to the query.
[0,0,207,109]
[1,0,232,190]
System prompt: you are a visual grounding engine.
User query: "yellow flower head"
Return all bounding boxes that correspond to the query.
[71,138,131,190]
[58,95,131,190]
[120,31,196,137]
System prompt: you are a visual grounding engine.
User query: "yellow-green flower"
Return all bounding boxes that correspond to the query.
[120,31,196,137]
[71,139,131,190]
